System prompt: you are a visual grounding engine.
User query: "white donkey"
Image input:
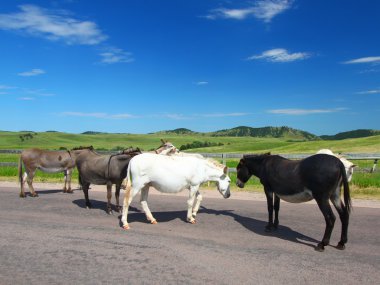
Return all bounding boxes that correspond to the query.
[316,149,356,182]
[121,153,231,229]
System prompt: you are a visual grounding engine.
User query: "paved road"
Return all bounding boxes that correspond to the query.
[0,184,379,285]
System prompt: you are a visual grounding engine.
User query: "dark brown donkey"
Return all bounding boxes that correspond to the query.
[18,146,93,198]
[75,141,177,214]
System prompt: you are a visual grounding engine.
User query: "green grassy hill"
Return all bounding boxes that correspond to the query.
[1,131,379,154]
[320,129,380,140]
[210,126,319,140]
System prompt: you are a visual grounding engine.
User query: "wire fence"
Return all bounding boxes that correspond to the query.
[1,149,379,173]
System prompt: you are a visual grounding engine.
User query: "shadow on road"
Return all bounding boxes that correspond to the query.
[33,189,66,195]
[199,206,319,249]
[72,198,142,214]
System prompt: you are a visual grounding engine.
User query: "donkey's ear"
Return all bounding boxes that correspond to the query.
[265,152,271,155]
[160,139,165,144]
[223,166,228,174]
[240,158,245,165]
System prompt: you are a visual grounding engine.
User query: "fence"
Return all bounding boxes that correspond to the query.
[1,149,379,173]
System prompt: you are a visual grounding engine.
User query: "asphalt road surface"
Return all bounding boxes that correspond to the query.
[0,183,379,285]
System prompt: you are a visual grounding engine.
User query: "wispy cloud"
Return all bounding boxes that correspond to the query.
[195,81,209,86]
[18,69,45,77]
[60,112,138,119]
[0,5,133,64]
[0,85,15,94]
[247,48,310,62]
[205,0,293,22]
[99,47,134,64]
[200,112,250,118]
[343,56,380,64]
[356,89,380,95]
[18,97,35,101]
[0,5,107,45]
[0,85,15,90]
[268,108,346,115]
[23,88,55,96]
[60,112,249,120]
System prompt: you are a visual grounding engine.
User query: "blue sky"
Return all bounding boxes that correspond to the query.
[0,0,379,135]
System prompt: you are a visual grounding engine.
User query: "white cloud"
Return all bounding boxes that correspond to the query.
[59,111,249,120]
[206,0,293,22]
[268,108,346,115]
[0,5,107,45]
[195,81,208,85]
[18,97,35,101]
[18,69,45,77]
[357,89,380,95]
[0,85,14,89]
[61,112,138,119]
[247,48,310,62]
[343,56,380,64]
[201,112,250,118]
[61,112,108,118]
[99,47,134,64]
[110,113,138,119]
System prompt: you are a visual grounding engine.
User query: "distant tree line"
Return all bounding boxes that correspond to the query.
[179,141,223,151]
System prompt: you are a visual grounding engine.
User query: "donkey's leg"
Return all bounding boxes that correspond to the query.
[26,169,38,197]
[65,169,73,193]
[121,184,140,230]
[82,183,92,209]
[192,191,203,219]
[264,189,275,232]
[186,186,199,224]
[106,182,113,214]
[140,186,157,224]
[273,194,280,229]
[315,197,336,252]
[63,170,68,193]
[20,172,28,198]
[330,189,349,250]
[115,183,122,213]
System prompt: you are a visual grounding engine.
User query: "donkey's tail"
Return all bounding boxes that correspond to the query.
[340,162,352,213]
[78,172,83,190]
[122,162,132,192]
[18,156,23,185]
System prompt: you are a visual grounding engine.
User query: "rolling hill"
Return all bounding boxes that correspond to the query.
[210,126,319,140]
[320,129,380,140]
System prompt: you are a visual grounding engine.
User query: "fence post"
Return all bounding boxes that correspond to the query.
[222,153,226,166]
[371,159,378,173]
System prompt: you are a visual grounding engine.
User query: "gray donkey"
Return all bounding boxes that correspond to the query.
[75,141,177,214]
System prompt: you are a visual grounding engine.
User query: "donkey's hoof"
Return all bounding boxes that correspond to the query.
[19,193,26,198]
[106,209,113,215]
[122,224,130,230]
[315,243,325,252]
[187,218,196,224]
[115,206,122,213]
[66,189,73,194]
[30,193,39,197]
[265,225,273,232]
[150,219,158,225]
[336,242,346,250]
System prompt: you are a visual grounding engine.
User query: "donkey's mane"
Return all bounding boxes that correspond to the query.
[243,152,271,159]
[119,147,142,155]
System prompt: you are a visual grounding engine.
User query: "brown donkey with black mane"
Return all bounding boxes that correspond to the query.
[75,141,177,214]
[18,146,93,197]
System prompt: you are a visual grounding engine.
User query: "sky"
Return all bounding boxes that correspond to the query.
[0,0,379,135]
